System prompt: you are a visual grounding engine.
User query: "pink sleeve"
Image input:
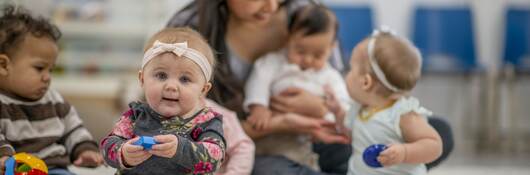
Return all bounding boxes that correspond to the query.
[205,99,255,175]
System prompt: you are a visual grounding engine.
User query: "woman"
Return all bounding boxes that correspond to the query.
[167,0,453,174]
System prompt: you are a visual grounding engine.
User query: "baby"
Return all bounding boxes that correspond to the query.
[333,27,442,175]
[100,27,226,174]
[243,4,350,169]
[0,5,102,175]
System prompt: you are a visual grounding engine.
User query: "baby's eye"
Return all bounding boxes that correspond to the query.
[297,49,306,55]
[34,66,44,72]
[154,72,168,80]
[179,75,191,83]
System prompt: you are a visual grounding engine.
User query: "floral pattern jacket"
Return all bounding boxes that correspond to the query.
[100,102,226,175]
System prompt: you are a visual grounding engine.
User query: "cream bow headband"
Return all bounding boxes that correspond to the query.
[142,40,212,80]
[367,26,422,92]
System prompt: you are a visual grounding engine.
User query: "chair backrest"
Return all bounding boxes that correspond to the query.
[503,7,530,72]
[329,6,374,68]
[412,7,477,73]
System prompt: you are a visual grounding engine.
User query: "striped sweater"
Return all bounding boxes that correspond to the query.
[0,89,99,168]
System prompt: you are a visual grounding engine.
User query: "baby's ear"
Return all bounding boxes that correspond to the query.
[0,54,10,76]
[201,82,212,97]
[138,71,145,87]
[361,74,373,91]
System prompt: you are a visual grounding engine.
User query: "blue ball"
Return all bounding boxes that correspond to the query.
[362,144,387,168]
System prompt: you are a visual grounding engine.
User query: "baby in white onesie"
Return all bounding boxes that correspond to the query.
[243,4,350,169]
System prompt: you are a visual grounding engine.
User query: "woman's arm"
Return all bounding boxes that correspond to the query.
[205,99,255,175]
[270,87,328,118]
[242,112,320,139]
[242,112,349,144]
[216,110,255,175]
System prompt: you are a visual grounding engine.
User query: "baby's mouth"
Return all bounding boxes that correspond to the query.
[162,97,179,102]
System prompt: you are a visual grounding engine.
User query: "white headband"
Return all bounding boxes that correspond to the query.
[142,40,212,80]
[367,26,422,92]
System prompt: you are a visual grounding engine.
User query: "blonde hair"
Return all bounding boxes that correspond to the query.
[144,27,216,79]
[359,33,422,97]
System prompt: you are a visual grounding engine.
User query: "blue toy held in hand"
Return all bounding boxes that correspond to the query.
[363,144,388,168]
[133,136,158,150]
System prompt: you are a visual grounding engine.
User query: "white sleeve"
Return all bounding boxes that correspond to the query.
[326,68,352,112]
[243,53,281,112]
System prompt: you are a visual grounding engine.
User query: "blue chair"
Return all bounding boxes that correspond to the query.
[412,7,477,73]
[329,6,374,67]
[503,7,530,72]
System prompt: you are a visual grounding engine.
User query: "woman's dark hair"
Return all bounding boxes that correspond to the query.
[193,0,292,116]
[0,4,61,56]
[195,0,290,62]
[288,4,337,39]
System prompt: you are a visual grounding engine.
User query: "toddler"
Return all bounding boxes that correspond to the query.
[0,5,102,175]
[100,27,226,174]
[333,27,442,175]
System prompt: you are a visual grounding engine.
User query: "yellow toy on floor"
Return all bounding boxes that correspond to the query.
[4,153,47,175]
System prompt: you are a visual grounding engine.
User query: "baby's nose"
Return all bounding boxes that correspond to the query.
[164,80,179,92]
[42,71,51,83]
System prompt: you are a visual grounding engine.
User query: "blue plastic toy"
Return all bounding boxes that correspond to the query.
[5,156,15,175]
[362,144,387,168]
[133,136,157,150]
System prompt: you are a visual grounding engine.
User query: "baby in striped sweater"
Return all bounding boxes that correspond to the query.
[0,5,102,175]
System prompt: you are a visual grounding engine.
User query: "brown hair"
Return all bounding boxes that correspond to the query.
[360,33,422,97]
[144,27,216,80]
[289,4,337,40]
[0,5,61,57]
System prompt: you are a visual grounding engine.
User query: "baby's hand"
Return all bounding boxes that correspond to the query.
[323,85,345,120]
[149,134,179,158]
[1,156,10,174]
[74,150,104,167]
[377,144,406,167]
[122,137,152,167]
[247,105,273,131]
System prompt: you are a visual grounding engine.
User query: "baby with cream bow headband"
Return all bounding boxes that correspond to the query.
[100,27,226,174]
[330,26,443,175]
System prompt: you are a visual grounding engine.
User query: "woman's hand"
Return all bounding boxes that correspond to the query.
[242,112,322,139]
[247,105,273,131]
[270,87,328,118]
[280,113,324,133]
[311,121,351,144]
